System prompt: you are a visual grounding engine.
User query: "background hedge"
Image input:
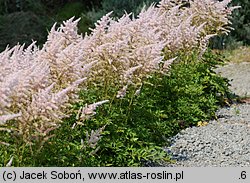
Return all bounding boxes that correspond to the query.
[2,0,249,51]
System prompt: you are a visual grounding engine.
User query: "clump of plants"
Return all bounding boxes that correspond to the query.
[0,0,237,167]
[8,49,231,167]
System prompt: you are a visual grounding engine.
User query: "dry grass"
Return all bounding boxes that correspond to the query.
[222,46,250,63]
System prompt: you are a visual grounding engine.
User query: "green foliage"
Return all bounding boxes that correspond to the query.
[139,51,230,127]
[20,88,169,167]
[0,50,231,167]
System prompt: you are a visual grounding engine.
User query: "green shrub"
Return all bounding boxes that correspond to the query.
[0,50,231,167]
[138,51,231,128]
[20,87,170,167]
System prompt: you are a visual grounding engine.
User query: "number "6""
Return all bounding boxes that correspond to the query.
[241,171,246,179]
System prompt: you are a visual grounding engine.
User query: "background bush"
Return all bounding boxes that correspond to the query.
[86,0,160,24]
[210,0,250,49]
[0,0,159,51]
[1,0,248,51]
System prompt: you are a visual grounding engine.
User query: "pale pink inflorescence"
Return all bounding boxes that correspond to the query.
[0,0,236,145]
[75,0,237,95]
[0,27,92,143]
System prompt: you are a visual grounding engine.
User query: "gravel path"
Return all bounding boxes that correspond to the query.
[215,62,250,97]
[163,62,250,167]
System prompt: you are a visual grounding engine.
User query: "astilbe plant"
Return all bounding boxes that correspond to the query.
[0,28,98,149]
[0,0,237,163]
[0,43,89,147]
[159,0,240,55]
[51,0,237,97]
[65,0,237,96]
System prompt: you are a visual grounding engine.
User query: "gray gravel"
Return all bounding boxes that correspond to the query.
[215,62,250,97]
[163,62,250,167]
